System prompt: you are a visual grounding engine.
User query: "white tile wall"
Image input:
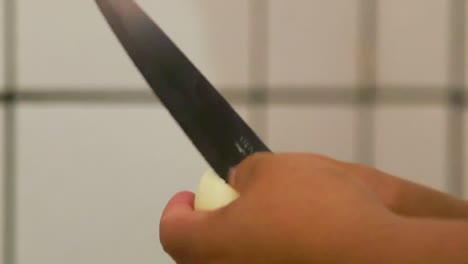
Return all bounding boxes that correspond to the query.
[375,105,448,192]
[17,0,249,90]
[377,0,449,88]
[0,0,4,90]
[5,1,467,263]
[139,0,250,89]
[0,108,4,264]
[0,5,4,247]
[268,0,359,89]
[466,2,468,90]
[267,105,358,163]
[17,104,248,264]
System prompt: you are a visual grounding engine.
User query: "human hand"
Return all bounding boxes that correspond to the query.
[333,158,468,219]
[159,153,402,263]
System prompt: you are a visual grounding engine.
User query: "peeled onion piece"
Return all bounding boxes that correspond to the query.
[194,169,239,211]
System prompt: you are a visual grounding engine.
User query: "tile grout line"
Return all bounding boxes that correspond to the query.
[0,84,464,93]
[0,88,464,104]
[1,0,6,261]
[3,0,17,262]
[447,0,466,197]
[248,0,269,142]
[3,100,14,264]
[356,0,378,166]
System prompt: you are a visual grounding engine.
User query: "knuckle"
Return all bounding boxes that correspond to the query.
[231,152,274,190]
[238,152,273,176]
[304,153,334,164]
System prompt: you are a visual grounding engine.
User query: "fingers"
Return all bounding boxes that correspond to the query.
[161,191,195,219]
[229,152,273,193]
[159,191,203,260]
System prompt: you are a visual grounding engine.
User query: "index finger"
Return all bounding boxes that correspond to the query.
[229,152,273,193]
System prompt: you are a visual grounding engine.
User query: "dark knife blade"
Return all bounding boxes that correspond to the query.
[95,0,270,181]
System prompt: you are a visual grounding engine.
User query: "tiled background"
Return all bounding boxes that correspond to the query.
[1,0,467,263]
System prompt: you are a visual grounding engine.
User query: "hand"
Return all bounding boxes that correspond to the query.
[159,153,402,263]
[160,153,468,263]
[334,158,468,219]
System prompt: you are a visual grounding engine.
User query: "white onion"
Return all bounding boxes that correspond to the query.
[194,169,239,211]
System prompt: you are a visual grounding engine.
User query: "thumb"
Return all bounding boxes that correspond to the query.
[161,191,195,220]
[159,191,202,259]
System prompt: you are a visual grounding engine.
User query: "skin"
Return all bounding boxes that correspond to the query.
[159,153,468,263]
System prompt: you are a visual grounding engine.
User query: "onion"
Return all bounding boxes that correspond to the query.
[194,169,239,211]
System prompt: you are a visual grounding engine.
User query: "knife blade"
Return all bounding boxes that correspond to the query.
[95,0,270,181]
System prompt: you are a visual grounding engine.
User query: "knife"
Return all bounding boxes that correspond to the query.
[95,0,270,181]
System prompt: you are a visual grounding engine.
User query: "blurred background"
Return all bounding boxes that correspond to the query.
[1,0,467,263]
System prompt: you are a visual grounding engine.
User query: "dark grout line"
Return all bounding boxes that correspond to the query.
[375,88,450,104]
[3,0,16,92]
[3,0,16,262]
[14,85,249,91]
[7,84,459,92]
[1,0,6,259]
[3,103,15,264]
[268,89,357,105]
[356,0,378,166]
[1,105,5,264]
[0,87,462,104]
[447,0,466,198]
[248,1,269,90]
[0,91,250,106]
[248,0,270,141]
